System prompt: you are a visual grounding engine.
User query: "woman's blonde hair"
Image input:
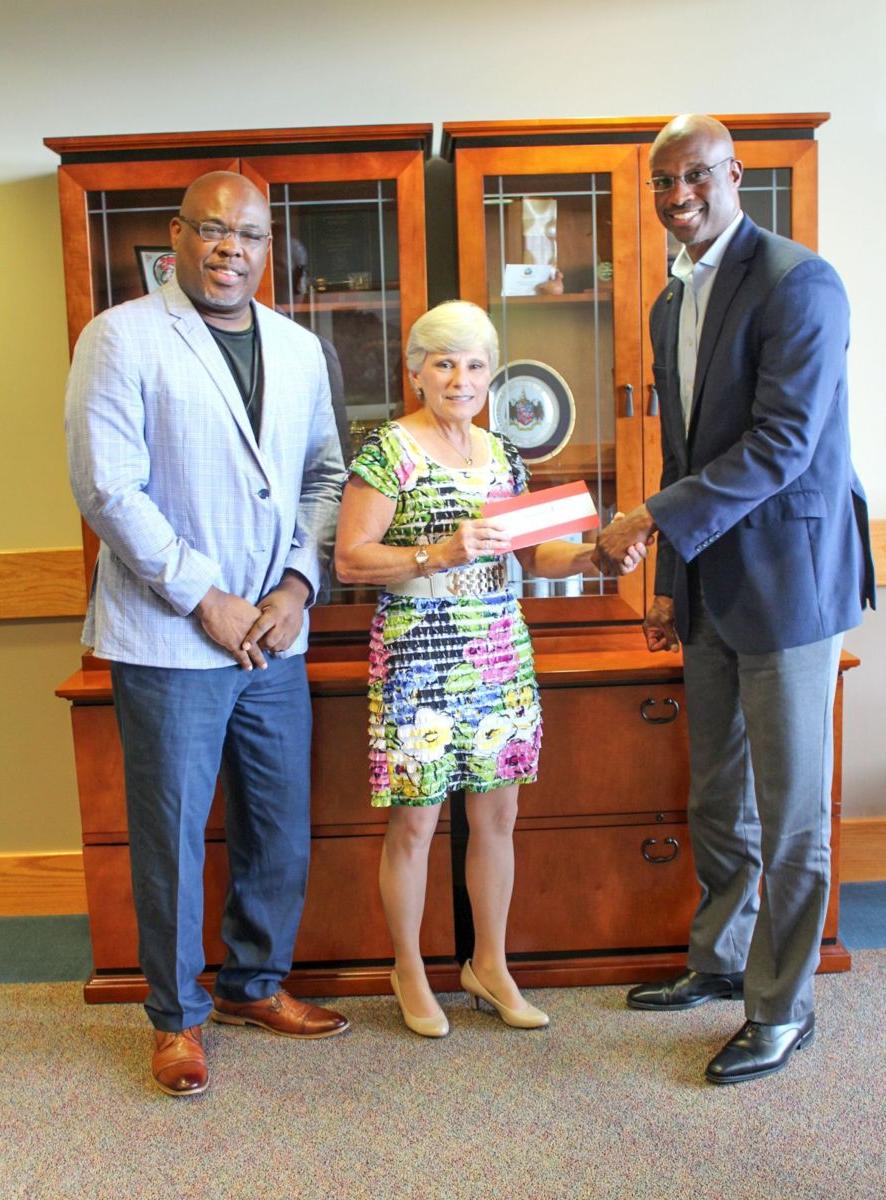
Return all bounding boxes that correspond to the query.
[405,300,499,375]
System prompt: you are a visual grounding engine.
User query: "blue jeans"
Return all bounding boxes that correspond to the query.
[111,656,312,1031]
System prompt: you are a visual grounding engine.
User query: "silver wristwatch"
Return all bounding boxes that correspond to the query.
[414,547,432,576]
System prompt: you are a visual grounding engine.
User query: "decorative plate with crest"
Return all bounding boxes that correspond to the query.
[488,360,575,462]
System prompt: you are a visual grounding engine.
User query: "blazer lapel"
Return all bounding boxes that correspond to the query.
[162,280,265,469]
[252,302,279,461]
[661,277,688,469]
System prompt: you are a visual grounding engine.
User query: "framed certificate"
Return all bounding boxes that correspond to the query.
[488,360,576,462]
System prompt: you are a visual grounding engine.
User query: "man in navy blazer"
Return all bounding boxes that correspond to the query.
[67,172,350,1096]
[597,115,874,1084]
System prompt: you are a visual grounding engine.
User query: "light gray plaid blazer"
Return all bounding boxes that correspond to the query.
[66,277,346,668]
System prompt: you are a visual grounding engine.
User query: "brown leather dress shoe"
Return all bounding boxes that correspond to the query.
[211,990,350,1039]
[151,1026,208,1096]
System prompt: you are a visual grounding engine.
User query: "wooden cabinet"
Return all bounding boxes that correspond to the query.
[50,115,854,1001]
[57,641,854,999]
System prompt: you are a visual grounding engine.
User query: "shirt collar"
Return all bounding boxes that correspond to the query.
[671,209,744,284]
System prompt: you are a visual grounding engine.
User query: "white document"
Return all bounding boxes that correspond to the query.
[502,263,557,297]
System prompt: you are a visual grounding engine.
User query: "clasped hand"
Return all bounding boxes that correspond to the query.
[196,575,309,670]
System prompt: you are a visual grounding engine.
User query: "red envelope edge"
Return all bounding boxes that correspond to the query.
[482,480,599,551]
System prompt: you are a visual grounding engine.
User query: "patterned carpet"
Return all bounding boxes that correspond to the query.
[1,952,883,1200]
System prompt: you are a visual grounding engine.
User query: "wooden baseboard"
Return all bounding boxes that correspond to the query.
[0,852,87,916]
[841,817,886,883]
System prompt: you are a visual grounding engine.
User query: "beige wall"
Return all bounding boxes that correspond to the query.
[1,0,884,853]
[0,620,83,851]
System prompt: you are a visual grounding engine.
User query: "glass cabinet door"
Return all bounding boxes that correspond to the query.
[454,144,645,624]
[243,151,427,623]
[268,178,403,455]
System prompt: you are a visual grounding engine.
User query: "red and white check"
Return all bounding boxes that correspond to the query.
[482,480,598,551]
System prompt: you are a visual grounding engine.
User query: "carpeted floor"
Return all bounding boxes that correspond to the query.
[0,952,884,1200]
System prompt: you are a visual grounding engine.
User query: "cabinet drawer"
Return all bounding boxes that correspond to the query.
[295,833,454,961]
[311,694,384,827]
[83,832,454,970]
[71,705,225,838]
[508,821,699,954]
[72,695,379,838]
[523,683,689,818]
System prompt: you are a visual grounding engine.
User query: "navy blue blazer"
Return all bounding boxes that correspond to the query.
[646,216,875,654]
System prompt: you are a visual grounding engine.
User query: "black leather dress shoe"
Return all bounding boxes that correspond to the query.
[705,1013,815,1084]
[626,968,744,1010]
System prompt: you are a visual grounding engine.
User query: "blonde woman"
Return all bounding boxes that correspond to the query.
[335,301,644,1037]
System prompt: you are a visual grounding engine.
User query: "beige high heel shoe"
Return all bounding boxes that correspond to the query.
[461,959,549,1029]
[390,969,449,1038]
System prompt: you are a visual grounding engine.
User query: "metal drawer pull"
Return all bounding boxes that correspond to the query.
[642,837,679,863]
[649,385,660,417]
[624,383,635,418]
[640,697,680,723]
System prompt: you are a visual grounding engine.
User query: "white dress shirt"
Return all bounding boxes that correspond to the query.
[671,210,744,432]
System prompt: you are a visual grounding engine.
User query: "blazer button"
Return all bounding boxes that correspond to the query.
[257,488,270,499]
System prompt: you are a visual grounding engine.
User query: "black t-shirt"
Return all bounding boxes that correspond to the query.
[207,317,263,440]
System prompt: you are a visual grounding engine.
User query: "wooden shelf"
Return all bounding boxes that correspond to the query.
[490,288,611,305]
[276,289,399,314]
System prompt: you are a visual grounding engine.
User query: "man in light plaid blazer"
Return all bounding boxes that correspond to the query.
[66,172,350,1097]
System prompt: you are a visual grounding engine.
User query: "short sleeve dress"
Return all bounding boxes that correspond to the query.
[350,421,542,808]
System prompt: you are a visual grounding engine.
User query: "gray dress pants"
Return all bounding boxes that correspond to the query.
[681,590,842,1024]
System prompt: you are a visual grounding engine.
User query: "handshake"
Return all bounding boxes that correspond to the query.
[596,503,657,575]
[596,505,680,656]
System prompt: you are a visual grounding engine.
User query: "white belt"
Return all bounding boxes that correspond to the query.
[385,559,509,599]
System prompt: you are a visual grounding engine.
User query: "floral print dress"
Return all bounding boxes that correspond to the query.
[350,421,542,807]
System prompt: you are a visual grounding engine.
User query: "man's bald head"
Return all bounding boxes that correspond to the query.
[651,114,734,163]
[648,113,743,262]
[179,171,269,222]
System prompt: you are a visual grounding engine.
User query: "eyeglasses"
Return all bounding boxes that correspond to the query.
[646,157,734,193]
[177,215,271,247]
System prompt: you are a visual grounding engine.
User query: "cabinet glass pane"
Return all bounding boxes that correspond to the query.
[87,188,183,313]
[484,173,618,598]
[270,180,402,448]
[270,180,402,609]
[740,167,791,238]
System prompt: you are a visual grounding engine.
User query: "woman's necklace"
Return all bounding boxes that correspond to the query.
[432,422,474,465]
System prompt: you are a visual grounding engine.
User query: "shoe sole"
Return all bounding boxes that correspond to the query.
[209,1010,351,1039]
[705,1028,815,1085]
[153,1077,209,1097]
[627,990,743,1011]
